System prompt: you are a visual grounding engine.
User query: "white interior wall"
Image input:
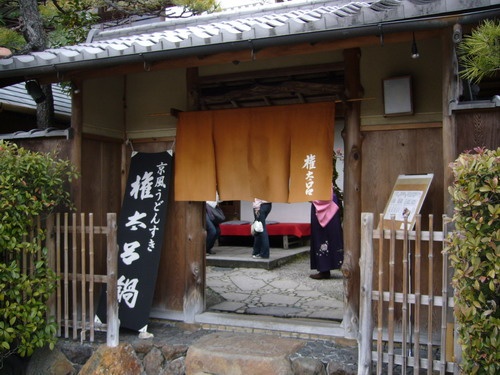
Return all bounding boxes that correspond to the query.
[240,201,312,223]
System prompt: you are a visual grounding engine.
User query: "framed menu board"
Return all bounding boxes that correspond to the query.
[379,174,434,230]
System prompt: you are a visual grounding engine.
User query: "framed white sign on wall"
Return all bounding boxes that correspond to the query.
[383,76,413,116]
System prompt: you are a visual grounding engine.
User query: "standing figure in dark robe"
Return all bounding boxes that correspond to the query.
[309,190,344,279]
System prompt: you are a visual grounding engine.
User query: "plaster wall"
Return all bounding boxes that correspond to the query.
[360,37,443,126]
[125,68,186,139]
[83,76,125,138]
[82,69,187,139]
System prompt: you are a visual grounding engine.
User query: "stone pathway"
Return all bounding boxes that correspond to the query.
[206,251,345,321]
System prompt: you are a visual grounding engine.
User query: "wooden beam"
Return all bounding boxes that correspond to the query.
[361,122,442,132]
[197,62,345,84]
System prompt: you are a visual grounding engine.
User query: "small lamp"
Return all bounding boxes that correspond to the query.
[411,33,420,59]
[25,80,46,103]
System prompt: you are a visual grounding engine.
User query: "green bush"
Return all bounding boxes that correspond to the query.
[447,147,500,374]
[0,140,78,360]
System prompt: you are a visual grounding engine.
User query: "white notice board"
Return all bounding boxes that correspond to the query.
[380,174,434,230]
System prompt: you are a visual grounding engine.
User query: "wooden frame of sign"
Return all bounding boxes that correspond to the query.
[379,174,434,230]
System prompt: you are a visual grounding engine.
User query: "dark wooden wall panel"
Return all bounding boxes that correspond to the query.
[361,126,445,331]
[456,108,500,155]
[361,127,444,228]
[81,136,122,277]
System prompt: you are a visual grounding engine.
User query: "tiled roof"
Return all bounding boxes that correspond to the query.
[0,83,71,117]
[0,0,499,82]
[0,128,73,140]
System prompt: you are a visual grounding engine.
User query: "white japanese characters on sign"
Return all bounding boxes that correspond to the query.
[302,153,316,196]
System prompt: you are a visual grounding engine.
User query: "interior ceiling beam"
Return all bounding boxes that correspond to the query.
[198,62,345,84]
[35,29,441,85]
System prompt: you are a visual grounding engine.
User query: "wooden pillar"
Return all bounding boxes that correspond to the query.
[70,79,83,211]
[341,48,363,339]
[442,28,458,217]
[182,67,205,323]
[441,27,462,368]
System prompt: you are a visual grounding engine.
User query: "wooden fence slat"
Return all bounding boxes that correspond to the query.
[72,213,78,340]
[413,215,422,374]
[427,215,434,375]
[55,214,62,337]
[64,213,69,338]
[440,216,449,375]
[358,213,374,374]
[402,214,409,373]
[89,213,95,342]
[388,216,396,375]
[106,213,119,347]
[80,213,86,342]
[376,214,384,375]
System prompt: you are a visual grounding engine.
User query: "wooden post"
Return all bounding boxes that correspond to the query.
[106,213,119,347]
[182,201,205,323]
[442,28,458,218]
[342,48,363,338]
[70,79,83,212]
[358,213,374,375]
[183,67,205,323]
[442,29,462,373]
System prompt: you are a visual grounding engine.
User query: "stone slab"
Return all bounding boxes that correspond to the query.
[185,332,305,375]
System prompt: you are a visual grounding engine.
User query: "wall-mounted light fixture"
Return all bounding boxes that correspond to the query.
[411,32,420,59]
[25,80,46,103]
[453,23,462,44]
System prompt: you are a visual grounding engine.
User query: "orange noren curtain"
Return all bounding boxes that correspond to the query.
[213,109,253,201]
[288,102,334,202]
[174,102,335,202]
[174,111,216,201]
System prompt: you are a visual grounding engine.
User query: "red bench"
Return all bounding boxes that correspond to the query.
[220,221,310,249]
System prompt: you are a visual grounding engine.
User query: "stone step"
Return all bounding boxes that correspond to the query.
[185,332,305,375]
[206,245,309,270]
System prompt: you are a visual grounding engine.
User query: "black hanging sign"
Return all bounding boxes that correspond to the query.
[113,151,172,331]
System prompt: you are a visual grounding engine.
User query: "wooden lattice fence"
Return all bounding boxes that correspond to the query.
[45,213,119,346]
[358,213,460,374]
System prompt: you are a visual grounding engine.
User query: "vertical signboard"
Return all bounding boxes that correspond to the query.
[97,151,172,332]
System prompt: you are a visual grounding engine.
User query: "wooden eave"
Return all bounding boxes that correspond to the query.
[33,29,441,86]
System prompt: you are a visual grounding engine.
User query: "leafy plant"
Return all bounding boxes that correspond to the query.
[0,27,25,52]
[458,19,500,84]
[0,140,78,360]
[447,147,500,374]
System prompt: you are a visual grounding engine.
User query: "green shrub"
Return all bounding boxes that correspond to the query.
[0,140,78,360]
[447,147,500,374]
